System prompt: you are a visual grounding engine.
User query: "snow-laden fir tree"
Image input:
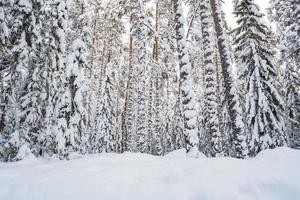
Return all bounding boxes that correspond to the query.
[135,0,148,153]
[93,59,118,153]
[173,0,199,153]
[18,0,49,158]
[38,0,68,158]
[122,2,139,152]
[0,0,11,160]
[269,0,300,148]
[92,0,124,153]
[153,72,163,155]
[185,0,206,153]
[210,0,248,158]
[0,1,27,161]
[0,0,47,161]
[199,0,223,157]
[146,0,173,155]
[147,74,155,153]
[51,0,72,160]
[64,0,92,155]
[88,0,103,134]
[171,98,186,150]
[152,0,181,154]
[233,0,287,156]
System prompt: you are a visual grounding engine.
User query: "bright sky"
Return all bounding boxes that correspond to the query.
[223,0,270,28]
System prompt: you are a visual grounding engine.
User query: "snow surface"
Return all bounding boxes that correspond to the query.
[1,147,300,200]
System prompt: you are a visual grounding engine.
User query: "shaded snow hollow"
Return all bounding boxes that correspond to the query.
[1,148,300,200]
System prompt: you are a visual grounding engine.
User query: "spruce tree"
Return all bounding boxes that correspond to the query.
[123,3,139,152]
[136,0,148,153]
[233,0,287,156]
[269,0,300,148]
[93,60,118,153]
[65,0,92,154]
[0,0,11,160]
[52,0,72,159]
[92,0,124,153]
[0,0,48,161]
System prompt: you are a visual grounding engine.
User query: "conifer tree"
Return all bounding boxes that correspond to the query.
[173,0,199,153]
[65,0,92,154]
[93,61,118,153]
[199,0,222,156]
[123,4,139,152]
[136,0,148,153]
[92,0,124,153]
[0,0,48,161]
[210,0,248,158]
[0,0,11,160]
[52,0,72,159]
[269,0,300,148]
[233,0,287,156]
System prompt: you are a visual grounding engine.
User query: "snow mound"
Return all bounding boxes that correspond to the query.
[165,148,207,159]
[254,146,300,161]
[0,147,299,200]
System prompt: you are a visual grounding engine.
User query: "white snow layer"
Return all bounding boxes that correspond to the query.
[0,147,300,200]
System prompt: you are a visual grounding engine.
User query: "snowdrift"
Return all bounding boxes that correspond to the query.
[0,147,299,200]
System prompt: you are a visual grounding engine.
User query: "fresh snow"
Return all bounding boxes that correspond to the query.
[1,147,300,200]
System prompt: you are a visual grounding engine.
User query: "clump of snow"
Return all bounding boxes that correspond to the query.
[0,148,300,200]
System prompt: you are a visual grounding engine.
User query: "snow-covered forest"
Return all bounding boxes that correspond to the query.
[0,0,300,199]
[0,0,299,162]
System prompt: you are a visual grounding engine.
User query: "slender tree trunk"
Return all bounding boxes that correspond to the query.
[123,14,135,152]
[136,0,148,153]
[173,0,199,152]
[199,0,222,156]
[154,1,159,61]
[210,0,247,158]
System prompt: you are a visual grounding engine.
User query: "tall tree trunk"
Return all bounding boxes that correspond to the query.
[124,14,136,152]
[173,0,199,152]
[199,0,222,156]
[210,0,247,158]
[154,1,159,61]
[136,0,148,153]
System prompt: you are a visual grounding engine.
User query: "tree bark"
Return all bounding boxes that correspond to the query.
[210,0,247,158]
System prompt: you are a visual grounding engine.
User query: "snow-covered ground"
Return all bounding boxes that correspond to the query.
[0,148,300,200]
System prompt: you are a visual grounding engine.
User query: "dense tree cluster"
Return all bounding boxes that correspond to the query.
[0,0,299,161]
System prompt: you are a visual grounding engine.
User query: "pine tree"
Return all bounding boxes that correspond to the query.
[0,0,48,161]
[269,0,300,148]
[65,0,92,155]
[173,0,199,153]
[233,0,287,156]
[135,0,148,153]
[0,0,11,160]
[92,0,124,153]
[153,73,163,155]
[93,60,118,153]
[150,0,179,155]
[172,98,186,150]
[147,76,155,153]
[123,10,138,152]
[51,0,72,159]
[185,0,206,153]
[199,0,222,157]
[210,0,248,158]
[39,0,65,158]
